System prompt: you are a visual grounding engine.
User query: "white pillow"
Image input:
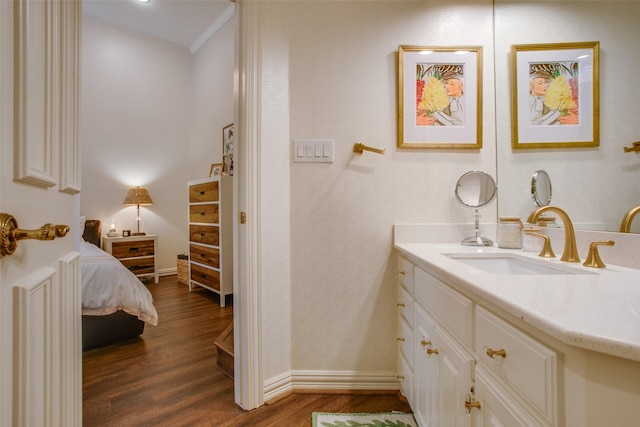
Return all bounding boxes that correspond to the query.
[79,216,87,237]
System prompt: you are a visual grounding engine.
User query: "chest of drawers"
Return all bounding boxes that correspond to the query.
[187,176,233,306]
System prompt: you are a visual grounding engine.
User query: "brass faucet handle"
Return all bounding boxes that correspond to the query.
[531,233,556,258]
[583,240,615,268]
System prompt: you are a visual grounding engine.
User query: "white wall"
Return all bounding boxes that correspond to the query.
[257,0,496,390]
[80,15,192,272]
[190,17,235,179]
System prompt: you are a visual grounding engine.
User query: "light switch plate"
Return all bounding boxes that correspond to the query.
[293,139,334,163]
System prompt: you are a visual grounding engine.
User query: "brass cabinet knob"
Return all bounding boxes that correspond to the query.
[420,340,431,347]
[1,213,69,257]
[486,347,507,359]
[396,337,405,342]
[465,396,482,412]
[426,348,439,356]
[396,302,405,307]
[396,374,405,380]
[396,270,406,276]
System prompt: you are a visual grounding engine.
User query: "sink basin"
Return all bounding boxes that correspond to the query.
[445,253,593,275]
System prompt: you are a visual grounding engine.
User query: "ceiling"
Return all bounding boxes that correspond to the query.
[82,0,233,50]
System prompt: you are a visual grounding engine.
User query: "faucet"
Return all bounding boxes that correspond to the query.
[527,206,580,263]
[619,206,640,232]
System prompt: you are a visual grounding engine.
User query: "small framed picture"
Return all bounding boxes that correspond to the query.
[122,230,131,237]
[209,163,223,177]
[222,123,234,176]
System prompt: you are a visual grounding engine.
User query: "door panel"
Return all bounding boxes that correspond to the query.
[1,1,82,426]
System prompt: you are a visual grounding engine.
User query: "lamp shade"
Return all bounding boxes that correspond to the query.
[123,187,153,206]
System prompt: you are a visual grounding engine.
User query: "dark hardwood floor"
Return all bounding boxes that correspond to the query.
[83,276,411,426]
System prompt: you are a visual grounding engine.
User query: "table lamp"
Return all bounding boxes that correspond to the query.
[123,187,153,236]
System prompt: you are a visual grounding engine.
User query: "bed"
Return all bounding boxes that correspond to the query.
[81,219,158,350]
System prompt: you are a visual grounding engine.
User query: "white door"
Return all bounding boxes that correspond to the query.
[436,326,474,427]
[0,1,82,426]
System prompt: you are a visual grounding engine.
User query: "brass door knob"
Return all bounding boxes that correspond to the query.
[0,213,69,257]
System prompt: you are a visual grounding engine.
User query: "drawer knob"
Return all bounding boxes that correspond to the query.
[396,337,405,342]
[426,348,439,356]
[200,212,206,216]
[200,191,205,195]
[420,340,431,347]
[396,302,405,307]
[396,374,405,380]
[465,394,482,412]
[486,348,507,359]
[396,270,406,276]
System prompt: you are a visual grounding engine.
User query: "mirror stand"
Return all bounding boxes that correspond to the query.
[455,170,497,247]
[461,208,493,246]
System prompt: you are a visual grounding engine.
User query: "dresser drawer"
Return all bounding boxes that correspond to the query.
[189,244,219,268]
[111,240,154,258]
[475,306,557,424]
[397,256,415,294]
[397,315,413,368]
[189,204,219,224]
[397,284,414,326]
[190,263,221,291]
[414,267,472,347]
[120,257,155,275]
[189,181,219,203]
[189,224,219,246]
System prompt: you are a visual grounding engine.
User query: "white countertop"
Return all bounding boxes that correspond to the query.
[394,242,640,363]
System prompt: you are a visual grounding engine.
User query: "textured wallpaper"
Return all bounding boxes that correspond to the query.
[260,0,496,381]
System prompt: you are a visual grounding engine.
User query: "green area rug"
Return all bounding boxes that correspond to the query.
[312,411,418,427]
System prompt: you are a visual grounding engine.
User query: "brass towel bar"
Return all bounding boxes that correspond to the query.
[623,141,640,153]
[353,142,385,155]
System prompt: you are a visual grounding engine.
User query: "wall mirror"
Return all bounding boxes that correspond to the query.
[531,170,552,207]
[455,171,497,246]
[494,1,640,233]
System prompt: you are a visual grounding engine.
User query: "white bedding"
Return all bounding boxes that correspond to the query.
[80,241,158,325]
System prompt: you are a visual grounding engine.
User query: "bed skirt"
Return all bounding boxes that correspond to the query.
[82,311,145,350]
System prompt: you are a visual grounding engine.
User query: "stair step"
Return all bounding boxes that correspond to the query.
[214,322,234,378]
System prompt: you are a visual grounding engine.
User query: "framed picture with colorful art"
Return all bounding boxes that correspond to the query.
[398,45,483,149]
[511,41,599,149]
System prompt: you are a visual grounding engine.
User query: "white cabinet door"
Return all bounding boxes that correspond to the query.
[413,304,439,427]
[472,366,548,427]
[436,325,474,427]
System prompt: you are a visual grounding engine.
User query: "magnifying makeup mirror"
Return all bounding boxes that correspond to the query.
[455,170,497,246]
[531,170,552,207]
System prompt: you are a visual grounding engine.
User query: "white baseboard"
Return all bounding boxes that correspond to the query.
[264,370,400,402]
[159,267,177,277]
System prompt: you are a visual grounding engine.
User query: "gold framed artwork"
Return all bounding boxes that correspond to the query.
[511,41,599,149]
[222,123,234,176]
[397,45,483,149]
[209,163,223,177]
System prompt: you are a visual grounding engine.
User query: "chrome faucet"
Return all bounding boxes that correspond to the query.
[527,206,580,263]
[619,206,640,233]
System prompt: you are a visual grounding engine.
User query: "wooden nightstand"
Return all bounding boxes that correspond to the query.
[102,235,159,284]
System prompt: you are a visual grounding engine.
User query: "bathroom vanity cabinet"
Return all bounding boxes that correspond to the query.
[395,247,640,427]
[397,255,556,426]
